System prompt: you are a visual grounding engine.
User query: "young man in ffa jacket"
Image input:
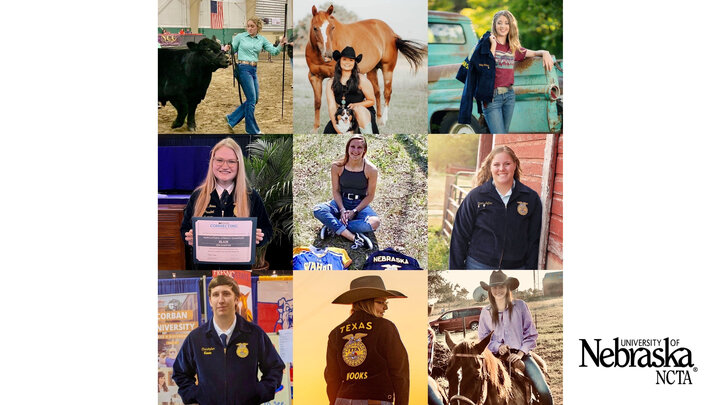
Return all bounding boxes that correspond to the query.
[173,275,285,405]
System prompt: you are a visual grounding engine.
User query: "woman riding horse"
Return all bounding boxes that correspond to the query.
[477,270,553,405]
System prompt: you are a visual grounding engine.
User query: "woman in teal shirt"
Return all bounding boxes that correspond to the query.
[224,17,286,134]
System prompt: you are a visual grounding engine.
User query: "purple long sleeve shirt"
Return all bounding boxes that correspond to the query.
[477,299,538,355]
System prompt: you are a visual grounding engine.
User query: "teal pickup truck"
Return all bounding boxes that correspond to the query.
[428,10,563,133]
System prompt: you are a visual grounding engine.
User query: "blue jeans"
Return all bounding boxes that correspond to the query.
[428,375,444,405]
[466,256,525,270]
[524,354,553,405]
[313,198,377,235]
[481,88,515,134]
[227,64,261,134]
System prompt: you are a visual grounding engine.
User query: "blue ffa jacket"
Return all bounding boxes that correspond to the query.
[172,314,285,405]
[457,31,496,125]
[449,180,542,270]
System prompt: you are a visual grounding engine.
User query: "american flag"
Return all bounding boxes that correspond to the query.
[210,1,224,29]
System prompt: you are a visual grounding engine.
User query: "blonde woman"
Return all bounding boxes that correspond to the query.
[458,10,554,133]
[325,275,409,405]
[483,10,553,133]
[180,137,272,269]
[224,18,286,134]
[449,145,541,269]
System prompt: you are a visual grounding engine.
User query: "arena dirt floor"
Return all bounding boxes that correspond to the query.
[158,54,294,134]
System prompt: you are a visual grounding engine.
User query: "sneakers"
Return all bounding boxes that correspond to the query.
[350,234,365,250]
[319,226,328,240]
[351,233,373,250]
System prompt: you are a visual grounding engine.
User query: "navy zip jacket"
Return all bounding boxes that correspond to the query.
[457,31,495,125]
[325,310,410,405]
[172,314,285,405]
[449,180,541,270]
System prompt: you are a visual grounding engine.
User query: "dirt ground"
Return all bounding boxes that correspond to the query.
[158,54,294,134]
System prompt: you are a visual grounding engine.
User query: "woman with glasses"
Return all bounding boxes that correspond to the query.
[180,137,273,269]
[325,275,409,405]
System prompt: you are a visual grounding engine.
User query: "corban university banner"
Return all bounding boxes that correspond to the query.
[158,292,199,405]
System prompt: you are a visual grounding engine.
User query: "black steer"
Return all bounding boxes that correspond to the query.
[158,38,230,131]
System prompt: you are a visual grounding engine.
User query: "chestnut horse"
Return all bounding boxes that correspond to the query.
[305,5,426,131]
[444,331,549,405]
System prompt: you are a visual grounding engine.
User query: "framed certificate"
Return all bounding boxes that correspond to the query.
[192,217,257,265]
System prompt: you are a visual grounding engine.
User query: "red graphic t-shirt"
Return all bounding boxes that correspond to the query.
[494,41,527,88]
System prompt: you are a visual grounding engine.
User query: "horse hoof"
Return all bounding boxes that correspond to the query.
[187,125,196,132]
[171,121,183,129]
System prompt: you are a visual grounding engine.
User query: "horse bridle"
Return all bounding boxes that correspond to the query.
[449,353,489,405]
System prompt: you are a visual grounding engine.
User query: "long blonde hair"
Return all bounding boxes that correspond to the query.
[474,145,522,186]
[193,138,250,218]
[491,10,522,55]
[351,298,382,317]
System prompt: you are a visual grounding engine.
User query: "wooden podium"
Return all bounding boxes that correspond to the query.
[158,205,186,270]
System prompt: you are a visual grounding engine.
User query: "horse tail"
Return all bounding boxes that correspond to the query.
[394,36,427,71]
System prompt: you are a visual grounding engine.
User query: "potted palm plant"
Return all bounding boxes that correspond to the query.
[244,135,293,270]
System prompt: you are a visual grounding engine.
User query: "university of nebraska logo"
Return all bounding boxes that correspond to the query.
[579,337,697,385]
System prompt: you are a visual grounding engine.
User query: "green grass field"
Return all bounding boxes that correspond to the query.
[293,134,428,269]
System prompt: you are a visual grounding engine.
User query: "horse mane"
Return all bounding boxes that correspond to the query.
[451,340,514,403]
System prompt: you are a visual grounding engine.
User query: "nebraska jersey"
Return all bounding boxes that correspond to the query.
[362,248,422,270]
[292,246,352,270]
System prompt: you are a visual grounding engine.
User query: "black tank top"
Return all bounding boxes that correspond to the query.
[339,161,368,195]
[334,82,366,106]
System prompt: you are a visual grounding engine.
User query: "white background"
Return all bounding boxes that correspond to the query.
[2,0,719,402]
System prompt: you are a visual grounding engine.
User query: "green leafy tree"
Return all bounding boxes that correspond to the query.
[244,136,294,269]
[462,0,562,58]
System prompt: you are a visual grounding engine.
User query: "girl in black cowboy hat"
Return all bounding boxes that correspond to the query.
[325,275,409,405]
[323,46,380,134]
[477,270,553,405]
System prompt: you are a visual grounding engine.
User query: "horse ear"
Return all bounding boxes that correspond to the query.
[476,331,493,354]
[444,330,457,350]
[327,5,334,15]
[312,5,317,15]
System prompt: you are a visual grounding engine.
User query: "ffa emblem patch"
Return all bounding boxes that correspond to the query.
[236,342,249,358]
[342,333,368,367]
[517,201,528,216]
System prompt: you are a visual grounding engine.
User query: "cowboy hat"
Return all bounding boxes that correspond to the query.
[332,46,363,63]
[332,275,406,304]
[480,270,519,291]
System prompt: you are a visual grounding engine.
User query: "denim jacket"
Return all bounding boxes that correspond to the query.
[457,31,495,124]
